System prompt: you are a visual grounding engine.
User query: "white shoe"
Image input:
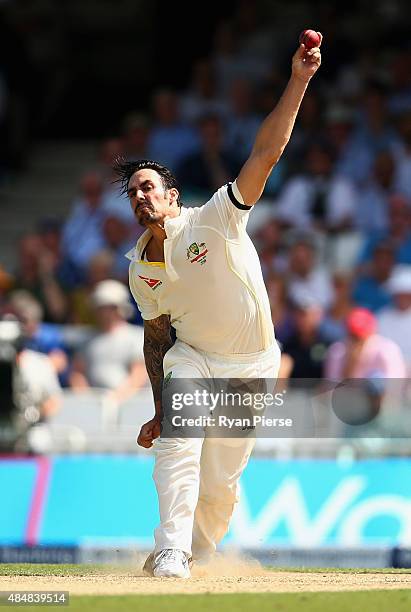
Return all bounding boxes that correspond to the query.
[152,549,191,578]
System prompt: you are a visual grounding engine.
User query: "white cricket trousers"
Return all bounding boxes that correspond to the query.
[152,339,281,559]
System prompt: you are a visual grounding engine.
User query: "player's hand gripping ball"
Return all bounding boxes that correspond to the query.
[292,30,322,83]
[299,29,322,49]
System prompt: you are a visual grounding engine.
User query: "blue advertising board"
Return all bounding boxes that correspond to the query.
[1,456,410,548]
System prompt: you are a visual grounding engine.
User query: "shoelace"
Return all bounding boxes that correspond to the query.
[156,549,187,566]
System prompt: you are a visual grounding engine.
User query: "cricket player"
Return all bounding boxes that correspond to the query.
[116,38,322,578]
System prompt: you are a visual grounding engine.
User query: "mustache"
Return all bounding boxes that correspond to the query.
[134,201,154,214]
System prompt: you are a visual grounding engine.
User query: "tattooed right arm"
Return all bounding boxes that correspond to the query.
[143,315,173,418]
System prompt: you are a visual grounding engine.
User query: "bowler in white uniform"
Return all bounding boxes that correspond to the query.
[116,38,322,578]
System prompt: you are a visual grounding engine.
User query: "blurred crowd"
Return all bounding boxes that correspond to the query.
[1,3,411,431]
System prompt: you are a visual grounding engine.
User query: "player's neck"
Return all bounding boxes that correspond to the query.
[149,223,167,245]
[146,233,165,262]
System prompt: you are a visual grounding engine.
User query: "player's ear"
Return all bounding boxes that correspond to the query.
[169,188,179,205]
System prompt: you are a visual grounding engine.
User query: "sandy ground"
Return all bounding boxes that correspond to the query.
[2,555,411,595]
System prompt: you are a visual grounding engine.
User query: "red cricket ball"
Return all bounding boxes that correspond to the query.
[299,29,321,49]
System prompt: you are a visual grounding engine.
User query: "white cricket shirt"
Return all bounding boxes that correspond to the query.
[127,182,275,355]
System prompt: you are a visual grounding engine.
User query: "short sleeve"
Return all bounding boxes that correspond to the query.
[196,181,253,239]
[129,264,160,321]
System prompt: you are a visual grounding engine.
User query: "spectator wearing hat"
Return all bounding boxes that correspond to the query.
[69,280,147,403]
[378,266,411,370]
[325,307,406,380]
[324,307,406,430]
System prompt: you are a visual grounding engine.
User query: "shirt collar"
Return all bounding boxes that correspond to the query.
[124,207,189,262]
[164,206,189,238]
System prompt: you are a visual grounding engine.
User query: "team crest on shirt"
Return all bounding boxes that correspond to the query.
[186,242,208,265]
[138,275,162,290]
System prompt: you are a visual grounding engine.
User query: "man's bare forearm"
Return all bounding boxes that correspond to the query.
[143,315,173,418]
[237,43,321,205]
[252,75,308,166]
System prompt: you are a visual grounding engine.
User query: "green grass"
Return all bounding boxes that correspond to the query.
[1,565,411,611]
[1,592,410,612]
[0,563,110,576]
[1,563,411,576]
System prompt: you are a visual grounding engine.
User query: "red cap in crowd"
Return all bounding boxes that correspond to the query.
[346,307,376,339]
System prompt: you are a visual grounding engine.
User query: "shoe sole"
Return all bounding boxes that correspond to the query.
[153,568,191,579]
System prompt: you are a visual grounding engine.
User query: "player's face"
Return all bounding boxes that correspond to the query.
[127,169,176,227]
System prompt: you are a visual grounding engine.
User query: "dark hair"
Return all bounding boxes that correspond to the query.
[112,157,182,206]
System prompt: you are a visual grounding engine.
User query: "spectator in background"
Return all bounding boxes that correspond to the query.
[177,114,240,198]
[324,307,406,427]
[99,138,128,217]
[358,193,411,264]
[388,49,411,116]
[211,20,243,96]
[99,138,140,226]
[230,1,274,86]
[179,59,228,125]
[14,322,62,453]
[61,171,106,283]
[38,218,63,267]
[122,113,151,161]
[0,265,13,310]
[99,138,124,182]
[69,280,146,404]
[102,215,135,283]
[324,105,360,184]
[393,111,411,199]
[147,89,199,171]
[355,152,400,234]
[285,232,334,309]
[282,289,334,380]
[5,290,69,384]
[276,141,357,234]
[353,241,394,312]
[14,233,67,323]
[286,90,323,173]
[224,78,260,164]
[322,272,355,342]
[0,314,61,453]
[325,307,406,380]
[378,266,411,370]
[265,273,293,345]
[256,218,284,278]
[347,82,398,184]
[224,77,286,197]
[69,250,115,325]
